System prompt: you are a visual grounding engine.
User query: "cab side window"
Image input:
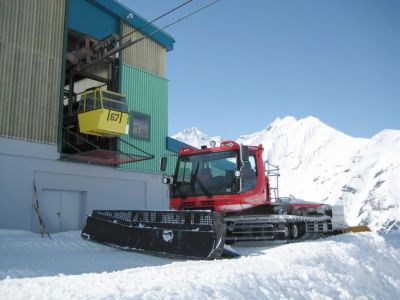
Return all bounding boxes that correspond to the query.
[242,155,257,192]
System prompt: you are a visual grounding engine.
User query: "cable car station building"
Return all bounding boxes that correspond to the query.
[0,0,179,233]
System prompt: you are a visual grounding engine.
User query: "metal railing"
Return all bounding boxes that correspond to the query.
[265,160,280,202]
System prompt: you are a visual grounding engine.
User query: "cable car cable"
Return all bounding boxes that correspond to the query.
[72,0,220,75]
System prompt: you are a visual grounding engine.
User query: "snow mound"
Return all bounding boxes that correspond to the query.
[173,116,400,232]
[0,230,399,299]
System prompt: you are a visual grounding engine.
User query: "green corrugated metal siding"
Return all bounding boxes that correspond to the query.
[0,0,66,144]
[120,64,171,173]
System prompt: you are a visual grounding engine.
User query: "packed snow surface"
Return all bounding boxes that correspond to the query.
[172,116,400,232]
[1,230,399,299]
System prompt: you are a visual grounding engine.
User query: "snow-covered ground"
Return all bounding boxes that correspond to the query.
[1,229,399,299]
[172,116,400,233]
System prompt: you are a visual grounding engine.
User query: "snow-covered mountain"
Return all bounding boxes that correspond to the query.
[172,116,400,232]
[172,127,223,149]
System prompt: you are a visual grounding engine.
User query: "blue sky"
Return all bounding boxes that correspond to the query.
[120,0,400,139]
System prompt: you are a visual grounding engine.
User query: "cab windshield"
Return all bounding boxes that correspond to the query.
[172,150,239,197]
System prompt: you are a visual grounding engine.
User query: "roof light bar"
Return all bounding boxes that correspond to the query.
[220,140,239,148]
[179,146,194,154]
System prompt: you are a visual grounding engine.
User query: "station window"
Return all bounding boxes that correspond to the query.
[130,111,150,140]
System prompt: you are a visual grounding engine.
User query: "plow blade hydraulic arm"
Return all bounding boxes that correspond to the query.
[82,210,226,259]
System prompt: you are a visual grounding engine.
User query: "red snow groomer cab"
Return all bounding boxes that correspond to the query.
[170,141,271,213]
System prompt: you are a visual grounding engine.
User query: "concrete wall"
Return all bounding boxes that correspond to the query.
[0,137,169,233]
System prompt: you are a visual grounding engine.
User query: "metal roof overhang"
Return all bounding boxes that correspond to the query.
[92,0,175,51]
[166,137,195,153]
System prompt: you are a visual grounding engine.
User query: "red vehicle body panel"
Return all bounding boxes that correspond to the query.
[170,142,274,213]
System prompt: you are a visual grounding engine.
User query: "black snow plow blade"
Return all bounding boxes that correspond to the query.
[82,210,226,260]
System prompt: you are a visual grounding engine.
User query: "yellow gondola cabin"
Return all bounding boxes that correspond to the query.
[78,89,129,137]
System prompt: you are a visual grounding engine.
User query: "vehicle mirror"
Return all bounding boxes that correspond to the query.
[160,157,167,172]
[241,145,249,162]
